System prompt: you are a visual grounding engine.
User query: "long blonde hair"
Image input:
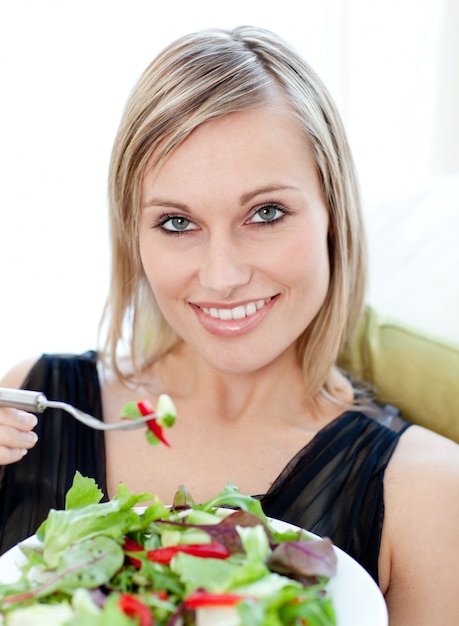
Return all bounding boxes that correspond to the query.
[101,26,367,399]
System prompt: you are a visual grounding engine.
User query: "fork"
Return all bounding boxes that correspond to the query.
[0,387,156,431]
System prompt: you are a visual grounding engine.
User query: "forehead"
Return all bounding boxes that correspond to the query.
[142,106,318,202]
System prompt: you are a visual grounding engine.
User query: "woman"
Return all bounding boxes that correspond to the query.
[1,26,458,624]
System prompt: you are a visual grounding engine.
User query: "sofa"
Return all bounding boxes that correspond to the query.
[339,306,459,443]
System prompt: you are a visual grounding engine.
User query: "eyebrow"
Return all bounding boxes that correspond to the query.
[142,184,300,210]
[142,198,188,210]
[239,184,300,205]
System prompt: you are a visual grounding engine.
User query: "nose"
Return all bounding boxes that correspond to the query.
[199,235,252,296]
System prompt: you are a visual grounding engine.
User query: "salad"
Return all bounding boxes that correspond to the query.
[120,395,177,447]
[0,473,337,625]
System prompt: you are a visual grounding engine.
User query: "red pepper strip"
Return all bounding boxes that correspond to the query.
[151,590,169,601]
[137,400,155,415]
[147,541,231,565]
[185,589,248,609]
[123,536,144,569]
[147,418,171,447]
[137,401,171,447]
[118,593,154,626]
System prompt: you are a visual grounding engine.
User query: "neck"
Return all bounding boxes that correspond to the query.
[149,341,346,428]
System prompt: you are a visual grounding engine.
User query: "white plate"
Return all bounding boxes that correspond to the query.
[0,517,388,626]
[271,518,387,626]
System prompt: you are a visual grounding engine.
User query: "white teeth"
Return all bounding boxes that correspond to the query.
[201,298,270,320]
[232,305,246,320]
[219,308,233,321]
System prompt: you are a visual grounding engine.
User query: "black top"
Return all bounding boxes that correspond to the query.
[0,351,411,582]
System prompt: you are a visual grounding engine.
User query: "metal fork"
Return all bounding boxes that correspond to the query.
[0,387,155,431]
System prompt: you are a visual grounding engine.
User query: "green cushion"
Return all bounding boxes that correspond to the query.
[338,306,459,443]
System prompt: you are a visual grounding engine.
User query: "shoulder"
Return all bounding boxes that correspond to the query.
[1,351,99,389]
[380,425,459,622]
[386,423,459,480]
[383,425,459,529]
[0,357,39,388]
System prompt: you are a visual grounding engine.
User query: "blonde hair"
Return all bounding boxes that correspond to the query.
[101,26,367,399]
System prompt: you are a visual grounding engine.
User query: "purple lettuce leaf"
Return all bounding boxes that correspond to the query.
[266,537,337,581]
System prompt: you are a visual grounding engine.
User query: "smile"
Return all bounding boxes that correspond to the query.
[200,298,271,320]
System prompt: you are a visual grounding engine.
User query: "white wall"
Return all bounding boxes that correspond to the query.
[0,1,347,378]
[1,0,458,379]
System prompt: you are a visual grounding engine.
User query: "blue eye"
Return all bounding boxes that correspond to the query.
[251,204,285,223]
[161,216,197,232]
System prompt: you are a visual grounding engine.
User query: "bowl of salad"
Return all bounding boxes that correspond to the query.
[0,472,387,625]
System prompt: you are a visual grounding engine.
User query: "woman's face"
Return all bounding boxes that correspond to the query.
[139,106,330,374]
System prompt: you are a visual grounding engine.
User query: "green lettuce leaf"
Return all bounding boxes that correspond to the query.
[67,590,135,626]
[3,602,74,625]
[198,483,267,519]
[39,479,153,568]
[65,472,104,510]
[32,536,124,596]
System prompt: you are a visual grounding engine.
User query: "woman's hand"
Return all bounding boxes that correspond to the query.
[0,358,39,465]
[0,407,38,464]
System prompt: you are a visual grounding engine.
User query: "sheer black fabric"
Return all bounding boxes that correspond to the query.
[0,352,107,556]
[259,405,410,582]
[0,352,411,583]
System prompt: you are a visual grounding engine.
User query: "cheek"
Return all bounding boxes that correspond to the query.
[276,227,330,290]
[140,243,170,295]
[139,242,192,308]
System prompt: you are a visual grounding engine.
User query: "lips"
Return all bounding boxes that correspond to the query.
[191,296,277,338]
[200,298,270,321]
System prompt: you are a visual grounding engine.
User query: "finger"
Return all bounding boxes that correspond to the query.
[0,445,29,466]
[0,410,38,465]
[0,409,38,432]
[15,410,38,432]
[0,423,38,454]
